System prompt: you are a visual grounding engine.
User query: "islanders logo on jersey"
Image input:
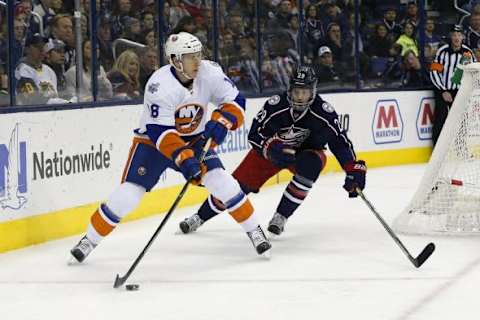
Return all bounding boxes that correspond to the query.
[175,103,205,134]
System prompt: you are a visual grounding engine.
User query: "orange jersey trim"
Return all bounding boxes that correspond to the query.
[159,132,187,160]
[219,103,245,129]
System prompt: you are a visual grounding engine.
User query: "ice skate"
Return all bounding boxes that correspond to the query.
[70,236,96,263]
[267,212,287,236]
[247,225,272,256]
[179,214,204,234]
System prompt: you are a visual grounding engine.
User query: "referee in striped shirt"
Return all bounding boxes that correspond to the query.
[430,24,475,146]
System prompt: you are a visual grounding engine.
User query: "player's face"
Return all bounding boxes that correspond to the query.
[181,51,202,78]
[291,87,312,105]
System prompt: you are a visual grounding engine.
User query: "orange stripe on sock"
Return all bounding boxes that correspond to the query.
[91,210,115,237]
[229,199,253,223]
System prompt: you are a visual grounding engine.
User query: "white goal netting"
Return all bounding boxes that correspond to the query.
[393,63,480,235]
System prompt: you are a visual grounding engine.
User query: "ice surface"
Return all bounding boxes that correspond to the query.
[1,164,479,320]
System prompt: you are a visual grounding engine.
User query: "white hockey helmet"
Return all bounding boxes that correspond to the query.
[165,32,203,64]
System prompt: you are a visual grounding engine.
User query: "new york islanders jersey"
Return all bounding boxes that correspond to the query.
[137,60,245,151]
[249,93,356,167]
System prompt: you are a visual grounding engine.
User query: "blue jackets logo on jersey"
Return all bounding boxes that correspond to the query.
[175,103,205,134]
[277,126,310,146]
[416,97,435,140]
[372,99,404,144]
[0,124,28,210]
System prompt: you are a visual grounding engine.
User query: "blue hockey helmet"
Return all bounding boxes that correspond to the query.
[287,65,317,112]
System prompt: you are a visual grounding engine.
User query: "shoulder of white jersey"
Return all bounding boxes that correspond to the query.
[15,62,36,79]
[144,66,174,99]
[198,60,226,79]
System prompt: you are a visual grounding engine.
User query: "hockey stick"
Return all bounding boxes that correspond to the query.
[113,138,212,288]
[356,188,435,268]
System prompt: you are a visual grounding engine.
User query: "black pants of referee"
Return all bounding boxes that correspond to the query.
[432,89,458,147]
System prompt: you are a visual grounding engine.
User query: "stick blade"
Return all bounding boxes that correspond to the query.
[113,274,127,288]
[414,242,435,268]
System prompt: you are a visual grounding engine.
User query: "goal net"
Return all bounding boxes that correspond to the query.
[393,62,480,235]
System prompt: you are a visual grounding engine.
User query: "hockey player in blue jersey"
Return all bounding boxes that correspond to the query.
[179,65,367,236]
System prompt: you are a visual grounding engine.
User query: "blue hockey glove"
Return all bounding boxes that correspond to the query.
[203,110,237,146]
[173,147,206,185]
[262,137,296,168]
[343,160,367,198]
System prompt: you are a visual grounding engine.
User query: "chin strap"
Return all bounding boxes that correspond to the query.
[170,57,194,80]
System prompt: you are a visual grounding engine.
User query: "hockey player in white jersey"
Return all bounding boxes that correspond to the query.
[70,32,271,263]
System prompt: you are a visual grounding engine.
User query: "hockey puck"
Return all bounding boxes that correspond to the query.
[125,284,140,291]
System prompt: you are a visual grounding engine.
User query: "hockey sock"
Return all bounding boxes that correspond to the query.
[197,195,225,221]
[87,204,121,245]
[277,174,313,219]
[227,195,258,232]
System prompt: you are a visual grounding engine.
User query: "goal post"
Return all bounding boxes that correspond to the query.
[393,62,480,235]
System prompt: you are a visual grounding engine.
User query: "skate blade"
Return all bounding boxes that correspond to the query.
[67,256,80,266]
[260,250,271,260]
[174,229,188,235]
[267,231,280,240]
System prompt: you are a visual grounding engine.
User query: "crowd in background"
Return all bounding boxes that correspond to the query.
[0,0,478,107]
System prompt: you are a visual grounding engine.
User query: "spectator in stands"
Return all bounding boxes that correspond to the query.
[107,50,140,99]
[44,39,67,98]
[381,43,403,84]
[286,14,300,50]
[266,31,299,89]
[367,24,393,58]
[401,49,429,88]
[49,14,75,70]
[15,33,67,105]
[314,45,343,85]
[321,3,348,39]
[324,22,346,65]
[33,0,57,31]
[260,57,283,90]
[466,13,480,50]
[98,16,114,72]
[141,12,155,34]
[430,25,475,146]
[65,39,113,101]
[304,4,325,59]
[138,46,158,92]
[424,18,442,64]
[121,16,142,43]
[219,31,238,70]
[169,0,191,29]
[267,0,294,31]
[395,22,418,56]
[111,0,133,39]
[226,36,260,92]
[381,7,402,42]
[143,29,156,49]
[401,1,419,29]
[142,0,157,15]
[13,18,25,65]
[172,15,197,34]
[231,0,256,36]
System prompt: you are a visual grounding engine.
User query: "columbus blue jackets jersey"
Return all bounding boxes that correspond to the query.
[249,93,356,167]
